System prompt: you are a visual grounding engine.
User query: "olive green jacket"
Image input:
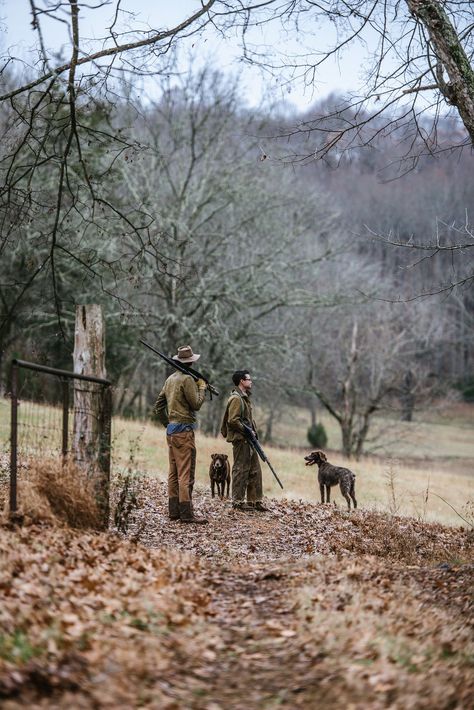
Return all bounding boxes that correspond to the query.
[153,371,206,427]
[221,389,258,443]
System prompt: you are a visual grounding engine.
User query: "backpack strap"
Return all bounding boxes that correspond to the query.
[220,391,246,439]
[229,392,245,419]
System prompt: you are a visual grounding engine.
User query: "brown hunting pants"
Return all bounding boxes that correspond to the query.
[231,439,263,505]
[167,430,196,503]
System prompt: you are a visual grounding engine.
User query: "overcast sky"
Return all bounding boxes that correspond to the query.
[0,0,366,112]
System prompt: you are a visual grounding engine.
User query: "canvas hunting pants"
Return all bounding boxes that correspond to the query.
[167,430,196,503]
[231,439,263,505]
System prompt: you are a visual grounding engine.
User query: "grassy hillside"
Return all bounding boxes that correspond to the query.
[111,417,473,528]
[1,397,473,527]
[258,400,474,460]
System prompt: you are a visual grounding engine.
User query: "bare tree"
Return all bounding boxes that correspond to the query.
[365,216,474,295]
[1,2,471,291]
[231,1,473,165]
[1,1,471,404]
[105,69,339,428]
[0,1,223,331]
[290,275,449,458]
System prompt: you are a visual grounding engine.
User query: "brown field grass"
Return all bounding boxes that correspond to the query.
[261,400,474,459]
[1,397,473,527]
[0,458,101,529]
[112,416,474,528]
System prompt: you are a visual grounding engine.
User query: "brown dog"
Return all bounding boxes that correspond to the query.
[304,450,357,510]
[209,453,231,499]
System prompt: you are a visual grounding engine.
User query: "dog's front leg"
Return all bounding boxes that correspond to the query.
[211,479,215,498]
[326,485,331,503]
[319,482,325,504]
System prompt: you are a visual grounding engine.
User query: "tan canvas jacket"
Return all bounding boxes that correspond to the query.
[153,371,206,427]
[221,389,258,443]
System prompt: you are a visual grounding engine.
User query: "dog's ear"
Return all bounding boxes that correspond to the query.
[223,454,228,460]
[211,453,217,460]
[319,451,327,461]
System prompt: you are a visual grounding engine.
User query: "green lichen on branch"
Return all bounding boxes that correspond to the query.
[406,0,474,140]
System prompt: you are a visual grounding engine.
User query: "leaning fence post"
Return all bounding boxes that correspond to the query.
[72,304,110,529]
[9,361,18,513]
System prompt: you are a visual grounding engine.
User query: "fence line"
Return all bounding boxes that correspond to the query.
[9,359,112,515]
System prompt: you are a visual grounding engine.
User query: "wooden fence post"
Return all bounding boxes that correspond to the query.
[72,304,110,528]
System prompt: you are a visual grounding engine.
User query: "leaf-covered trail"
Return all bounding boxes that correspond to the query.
[0,477,473,709]
[158,557,473,709]
[124,480,474,709]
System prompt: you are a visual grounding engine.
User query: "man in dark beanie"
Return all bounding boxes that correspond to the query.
[220,370,268,512]
[153,345,208,524]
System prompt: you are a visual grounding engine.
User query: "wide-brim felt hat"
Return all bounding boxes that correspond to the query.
[172,345,200,363]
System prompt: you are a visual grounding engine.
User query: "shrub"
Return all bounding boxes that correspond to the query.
[113,471,140,534]
[307,422,328,449]
[456,377,474,403]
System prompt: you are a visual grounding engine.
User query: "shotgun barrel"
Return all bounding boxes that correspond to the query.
[242,422,284,489]
[140,339,219,397]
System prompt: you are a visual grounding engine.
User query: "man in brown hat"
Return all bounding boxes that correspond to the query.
[153,345,208,524]
[220,369,268,512]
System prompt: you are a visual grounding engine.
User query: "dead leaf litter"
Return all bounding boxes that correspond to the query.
[0,476,472,709]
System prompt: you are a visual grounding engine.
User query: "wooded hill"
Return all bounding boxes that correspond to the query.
[1,69,473,457]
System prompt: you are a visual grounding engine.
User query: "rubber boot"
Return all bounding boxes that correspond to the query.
[179,501,208,525]
[169,497,180,521]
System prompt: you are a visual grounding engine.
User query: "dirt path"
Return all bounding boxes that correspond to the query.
[122,480,474,709]
[140,555,473,709]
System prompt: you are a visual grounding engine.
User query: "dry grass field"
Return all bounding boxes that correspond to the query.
[1,396,473,527]
[110,414,474,527]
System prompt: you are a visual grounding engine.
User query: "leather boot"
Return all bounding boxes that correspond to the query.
[232,502,255,511]
[168,497,180,521]
[255,501,269,512]
[179,501,208,525]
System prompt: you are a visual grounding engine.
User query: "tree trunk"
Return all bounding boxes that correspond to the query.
[400,369,416,422]
[354,415,371,460]
[263,408,275,444]
[72,304,110,528]
[340,321,358,458]
[341,421,353,458]
[406,0,474,143]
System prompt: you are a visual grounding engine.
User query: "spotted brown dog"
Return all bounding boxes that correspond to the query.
[209,453,231,499]
[304,450,357,510]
